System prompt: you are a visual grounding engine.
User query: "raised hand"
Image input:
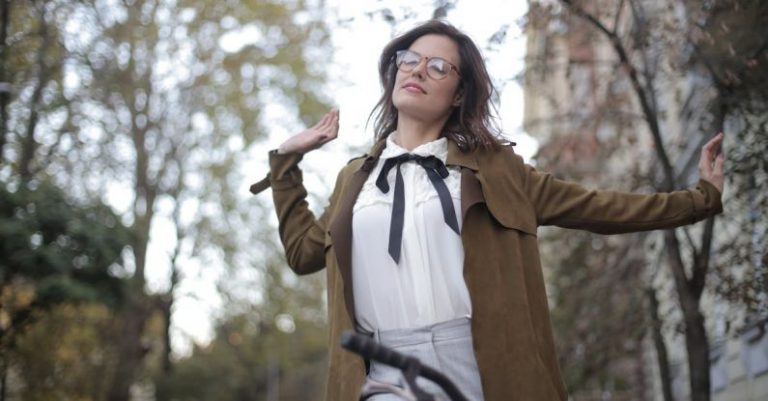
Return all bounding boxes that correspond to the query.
[278,110,340,155]
[698,132,725,194]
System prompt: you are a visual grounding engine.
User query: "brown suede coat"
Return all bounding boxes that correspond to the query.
[266,139,722,401]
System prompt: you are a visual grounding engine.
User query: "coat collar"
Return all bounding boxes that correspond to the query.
[446,139,480,171]
[355,136,480,173]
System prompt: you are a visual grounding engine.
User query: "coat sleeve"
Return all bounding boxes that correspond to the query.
[268,150,341,275]
[523,164,724,234]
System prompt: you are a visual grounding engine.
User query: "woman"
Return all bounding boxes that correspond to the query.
[253,20,724,400]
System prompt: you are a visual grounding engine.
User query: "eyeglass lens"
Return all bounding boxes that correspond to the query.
[396,50,452,79]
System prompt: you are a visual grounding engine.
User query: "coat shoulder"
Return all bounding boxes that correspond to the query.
[473,143,538,234]
[346,154,367,165]
[477,143,528,177]
[339,154,368,176]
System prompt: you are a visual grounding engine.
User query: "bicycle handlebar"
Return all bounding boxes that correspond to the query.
[340,331,469,401]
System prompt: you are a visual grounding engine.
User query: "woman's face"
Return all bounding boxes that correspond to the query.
[392,34,462,124]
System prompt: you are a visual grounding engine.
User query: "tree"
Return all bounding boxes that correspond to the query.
[1,0,335,399]
[544,228,651,399]
[0,180,133,401]
[526,0,767,399]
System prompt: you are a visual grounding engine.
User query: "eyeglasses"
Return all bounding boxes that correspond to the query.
[395,49,461,80]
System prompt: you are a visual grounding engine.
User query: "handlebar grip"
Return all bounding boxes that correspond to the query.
[341,330,470,401]
[340,331,411,370]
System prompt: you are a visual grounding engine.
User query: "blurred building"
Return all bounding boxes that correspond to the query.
[523,1,767,400]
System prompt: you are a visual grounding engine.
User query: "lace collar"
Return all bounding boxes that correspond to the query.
[380,133,448,163]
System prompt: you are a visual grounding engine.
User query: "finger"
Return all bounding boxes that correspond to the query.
[322,109,338,129]
[700,133,724,169]
[330,110,340,137]
[712,132,724,156]
[703,132,723,154]
[699,140,712,165]
[321,110,339,136]
[698,154,711,176]
[320,110,337,128]
[702,139,715,156]
[714,153,725,174]
[311,114,329,131]
[318,112,333,129]
[712,154,725,193]
[703,133,719,149]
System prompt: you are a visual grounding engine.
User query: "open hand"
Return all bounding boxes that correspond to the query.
[699,132,725,194]
[278,110,339,155]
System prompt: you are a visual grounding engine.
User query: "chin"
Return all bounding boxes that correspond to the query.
[393,98,448,122]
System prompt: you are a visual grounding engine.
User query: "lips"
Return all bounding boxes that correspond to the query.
[402,82,426,94]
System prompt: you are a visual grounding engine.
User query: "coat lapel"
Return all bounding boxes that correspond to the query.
[445,140,485,220]
[328,140,385,321]
[461,168,485,220]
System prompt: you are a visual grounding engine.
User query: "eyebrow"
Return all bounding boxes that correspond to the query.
[408,49,458,64]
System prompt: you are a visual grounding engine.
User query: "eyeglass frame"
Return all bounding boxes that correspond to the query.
[394,49,462,80]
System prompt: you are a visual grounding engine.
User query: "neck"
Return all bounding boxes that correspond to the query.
[392,113,449,150]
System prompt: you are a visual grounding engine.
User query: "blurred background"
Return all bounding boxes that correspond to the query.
[0,0,765,400]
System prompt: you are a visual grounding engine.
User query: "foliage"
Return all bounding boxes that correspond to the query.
[0,180,131,401]
[8,304,120,401]
[0,180,132,346]
[544,229,648,395]
[688,0,768,317]
[149,248,330,400]
[153,312,327,401]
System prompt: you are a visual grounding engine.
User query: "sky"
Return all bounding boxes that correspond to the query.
[156,0,534,356]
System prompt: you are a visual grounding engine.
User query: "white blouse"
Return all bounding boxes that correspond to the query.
[351,135,472,333]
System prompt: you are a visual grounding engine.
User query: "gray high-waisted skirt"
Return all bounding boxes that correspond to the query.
[363,317,485,401]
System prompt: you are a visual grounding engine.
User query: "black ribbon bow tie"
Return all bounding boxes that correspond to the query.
[375,153,460,264]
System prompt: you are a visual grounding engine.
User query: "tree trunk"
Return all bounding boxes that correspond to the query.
[107,106,157,399]
[647,287,675,401]
[683,304,710,401]
[664,229,710,401]
[19,3,50,181]
[0,0,11,163]
[1,354,7,401]
[107,225,153,400]
[160,293,173,373]
[107,294,151,401]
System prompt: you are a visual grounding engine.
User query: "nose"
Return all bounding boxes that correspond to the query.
[410,57,428,80]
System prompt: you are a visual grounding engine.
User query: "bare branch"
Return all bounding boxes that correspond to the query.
[560,0,678,191]
[692,216,716,299]
[646,286,675,401]
[20,2,51,182]
[665,229,692,291]
[612,0,625,34]
[681,226,698,258]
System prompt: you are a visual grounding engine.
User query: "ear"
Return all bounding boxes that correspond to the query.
[452,89,464,107]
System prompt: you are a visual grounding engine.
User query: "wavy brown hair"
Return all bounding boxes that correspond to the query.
[369,20,503,151]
